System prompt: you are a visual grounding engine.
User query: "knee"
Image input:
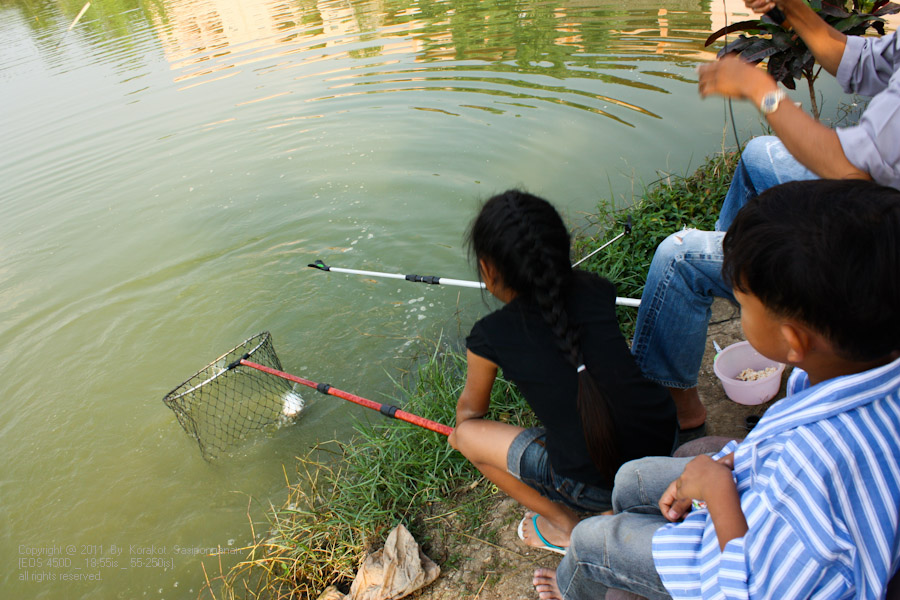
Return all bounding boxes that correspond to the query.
[613,459,643,491]
[569,516,608,559]
[653,229,722,267]
[652,232,687,267]
[740,135,780,169]
[449,419,479,456]
[611,460,645,510]
[612,456,671,513]
[648,230,704,276]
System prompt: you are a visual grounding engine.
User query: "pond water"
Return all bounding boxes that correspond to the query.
[1,0,851,597]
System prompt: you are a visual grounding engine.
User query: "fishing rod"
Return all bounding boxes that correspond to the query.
[571,216,632,267]
[162,332,451,460]
[308,260,641,307]
[54,2,91,49]
[230,357,453,436]
[308,218,642,307]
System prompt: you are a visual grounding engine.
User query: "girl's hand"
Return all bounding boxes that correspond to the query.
[658,455,737,521]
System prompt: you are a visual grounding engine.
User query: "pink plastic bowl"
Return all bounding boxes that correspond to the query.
[713,341,785,405]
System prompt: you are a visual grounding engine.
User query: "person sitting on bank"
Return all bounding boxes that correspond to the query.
[632,0,900,439]
[534,179,900,599]
[449,190,677,555]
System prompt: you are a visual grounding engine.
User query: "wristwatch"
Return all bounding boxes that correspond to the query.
[759,89,787,115]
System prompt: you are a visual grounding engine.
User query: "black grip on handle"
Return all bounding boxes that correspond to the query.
[767,7,786,24]
[226,354,251,370]
[379,404,399,418]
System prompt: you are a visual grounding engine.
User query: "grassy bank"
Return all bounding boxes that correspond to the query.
[208,349,536,599]
[574,150,738,338]
[210,150,739,599]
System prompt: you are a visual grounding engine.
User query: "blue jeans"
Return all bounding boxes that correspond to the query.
[555,456,693,600]
[716,136,818,232]
[632,137,817,389]
[508,427,613,513]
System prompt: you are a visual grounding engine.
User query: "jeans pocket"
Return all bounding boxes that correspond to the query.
[553,474,612,513]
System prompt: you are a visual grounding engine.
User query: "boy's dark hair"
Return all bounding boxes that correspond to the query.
[722,179,900,363]
[467,189,620,481]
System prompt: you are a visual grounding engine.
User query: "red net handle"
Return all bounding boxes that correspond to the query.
[239,360,453,437]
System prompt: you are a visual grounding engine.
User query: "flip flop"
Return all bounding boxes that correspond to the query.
[517,514,567,555]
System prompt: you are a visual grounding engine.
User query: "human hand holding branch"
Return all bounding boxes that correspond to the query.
[697,52,869,181]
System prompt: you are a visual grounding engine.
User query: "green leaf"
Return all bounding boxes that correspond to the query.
[818,2,852,17]
[705,20,771,46]
[831,13,875,30]
[742,39,783,63]
[770,30,796,50]
[718,35,756,58]
[703,0,890,96]
[874,1,900,15]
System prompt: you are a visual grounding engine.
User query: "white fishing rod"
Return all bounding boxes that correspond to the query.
[308,219,641,307]
[308,261,641,307]
[54,2,91,49]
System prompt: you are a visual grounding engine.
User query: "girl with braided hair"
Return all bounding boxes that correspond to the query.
[448,190,677,554]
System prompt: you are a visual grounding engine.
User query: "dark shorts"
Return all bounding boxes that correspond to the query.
[506,427,612,513]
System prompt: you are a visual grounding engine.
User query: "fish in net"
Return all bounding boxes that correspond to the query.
[162,332,305,460]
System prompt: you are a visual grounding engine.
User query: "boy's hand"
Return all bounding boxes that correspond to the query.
[659,454,736,521]
[717,452,735,470]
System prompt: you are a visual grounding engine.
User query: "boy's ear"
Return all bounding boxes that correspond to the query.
[780,323,810,364]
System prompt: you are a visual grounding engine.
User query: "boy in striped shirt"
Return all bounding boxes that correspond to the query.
[534,179,900,600]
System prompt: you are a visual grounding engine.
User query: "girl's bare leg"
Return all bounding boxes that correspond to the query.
[451,419,579,548]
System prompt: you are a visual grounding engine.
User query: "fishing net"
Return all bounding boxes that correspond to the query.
[162,332,305,460]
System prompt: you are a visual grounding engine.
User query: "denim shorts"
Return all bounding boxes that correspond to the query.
[507,427,612,513]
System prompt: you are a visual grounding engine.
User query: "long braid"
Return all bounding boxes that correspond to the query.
[503,195,580,366]
[468,190,621,480]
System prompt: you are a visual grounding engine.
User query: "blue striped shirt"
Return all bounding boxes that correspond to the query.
[652,356,900,599]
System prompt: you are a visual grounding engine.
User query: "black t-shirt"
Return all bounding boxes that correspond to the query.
[466,271,676,487]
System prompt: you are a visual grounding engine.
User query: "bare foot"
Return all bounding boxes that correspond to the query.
[533,567,563,600]
[519,511,571,550]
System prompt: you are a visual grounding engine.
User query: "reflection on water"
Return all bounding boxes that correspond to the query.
[0,0,856,598]
[12,0,725,127]
[149,0,714,129]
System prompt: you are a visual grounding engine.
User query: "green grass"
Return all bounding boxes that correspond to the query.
[212,149,740,599]
[576,150,739,337]
[211,346,535,599]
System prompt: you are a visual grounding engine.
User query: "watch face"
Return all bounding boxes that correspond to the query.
[761,90,783,114]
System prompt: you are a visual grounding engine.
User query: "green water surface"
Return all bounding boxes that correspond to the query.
[0,0,849,597]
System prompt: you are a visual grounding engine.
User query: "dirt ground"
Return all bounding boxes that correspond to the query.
[409,299,786,600]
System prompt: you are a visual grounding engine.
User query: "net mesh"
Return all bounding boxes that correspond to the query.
[162,332,304,459]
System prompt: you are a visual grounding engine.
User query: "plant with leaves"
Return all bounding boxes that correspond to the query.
[705,0,899,119]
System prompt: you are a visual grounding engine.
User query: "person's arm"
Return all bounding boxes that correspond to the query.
[658,453,748,551]
[746,0,847,76]
[447,350,498,448]
[698,56,870,180]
